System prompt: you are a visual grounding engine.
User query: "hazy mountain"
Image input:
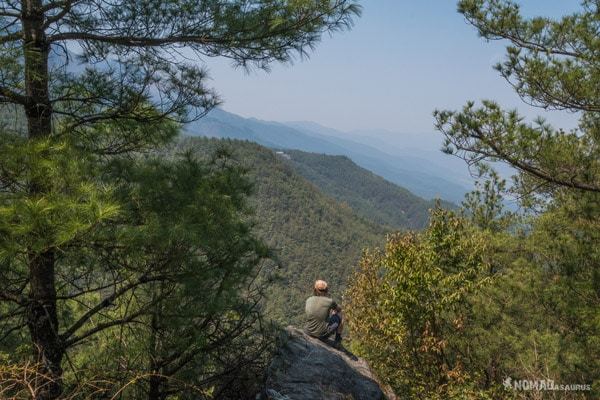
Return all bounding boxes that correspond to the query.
[185,108,344,152]
[286,121,476,190]
[292,122,517,191]
[185,108,470,202]
[281,149,454,230]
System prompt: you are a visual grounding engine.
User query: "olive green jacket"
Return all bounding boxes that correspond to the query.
[304,296,337,337]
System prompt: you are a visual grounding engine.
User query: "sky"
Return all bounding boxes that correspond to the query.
[201,0,581,137]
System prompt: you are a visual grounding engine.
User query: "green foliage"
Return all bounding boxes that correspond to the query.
[282,150,456,230]
[436,4,600,394]
[527,192,600,387]
[458,0,599,113]
[435,0,600,195]
[69,149,273,398]
[461,165,514,233]
[0,133,118,259]
[347,202,600,398]
[405,3,600,398]
[0,126,275,398]
[346,209,492,398]
[180,137,387,325]
[1,0,362,397]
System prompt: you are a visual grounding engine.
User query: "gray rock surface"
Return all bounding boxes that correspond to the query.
[264,326,390,400]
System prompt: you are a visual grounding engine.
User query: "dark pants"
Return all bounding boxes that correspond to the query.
[320,313,342,342]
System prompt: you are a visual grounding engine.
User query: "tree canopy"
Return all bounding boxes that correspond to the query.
[435,0,600,196]
[347,1,600,398]
[0,1,360,398]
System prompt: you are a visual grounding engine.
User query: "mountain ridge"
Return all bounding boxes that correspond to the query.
[279,149,453,230]
[185,108,470,203]
[179,137,387,324]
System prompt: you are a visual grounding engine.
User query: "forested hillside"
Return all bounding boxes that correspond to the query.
[282,150,454,230]
[179,137,387,324]
[3,0,598,398]
[0,1,363,398]
[186,108,470,202]
[346,2,600,398]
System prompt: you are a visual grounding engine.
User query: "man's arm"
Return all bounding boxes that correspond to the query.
[331,301,342,313]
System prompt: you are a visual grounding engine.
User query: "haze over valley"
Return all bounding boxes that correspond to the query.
[1,0,597,399]
[186,108,472,203]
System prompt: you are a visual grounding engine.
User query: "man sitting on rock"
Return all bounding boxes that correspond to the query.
[304,280,343,346]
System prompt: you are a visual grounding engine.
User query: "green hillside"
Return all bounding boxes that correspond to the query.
[185,108,470,203]
[179,137,387,324]
[280,150,452,230]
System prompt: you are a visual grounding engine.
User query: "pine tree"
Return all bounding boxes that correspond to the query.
[433,1,600,395]
[435,0,600,195]
[0,1,360,398]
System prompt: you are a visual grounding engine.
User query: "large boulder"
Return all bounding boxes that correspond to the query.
[263,326,392,400]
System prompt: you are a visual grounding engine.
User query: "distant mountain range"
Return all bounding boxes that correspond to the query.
[180,137,461,324]
[184,108,471,203]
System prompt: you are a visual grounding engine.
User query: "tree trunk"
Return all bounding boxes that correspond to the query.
[27,252,62,400]
[148,290,166,400]
[148,374,166,400]
[22,0,63,398]
[22,0,52,139]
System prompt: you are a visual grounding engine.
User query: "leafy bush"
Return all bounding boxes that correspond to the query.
[346,209,493,398]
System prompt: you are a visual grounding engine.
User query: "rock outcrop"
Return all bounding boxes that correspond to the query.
[263,326,392,400]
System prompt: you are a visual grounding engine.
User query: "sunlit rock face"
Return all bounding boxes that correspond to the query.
[263,326,394,400]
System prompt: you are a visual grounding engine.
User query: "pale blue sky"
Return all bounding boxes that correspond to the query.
[203,0,581,136]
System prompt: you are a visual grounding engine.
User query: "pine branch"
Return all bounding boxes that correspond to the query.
[472,126,600,193]
[0,85,27,105]
[49,32,217,47]
[60,274,167,343]
[0,290,26,305]
[63,307,148,347]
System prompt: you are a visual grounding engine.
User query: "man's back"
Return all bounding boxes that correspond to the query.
[305,295,336,337]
